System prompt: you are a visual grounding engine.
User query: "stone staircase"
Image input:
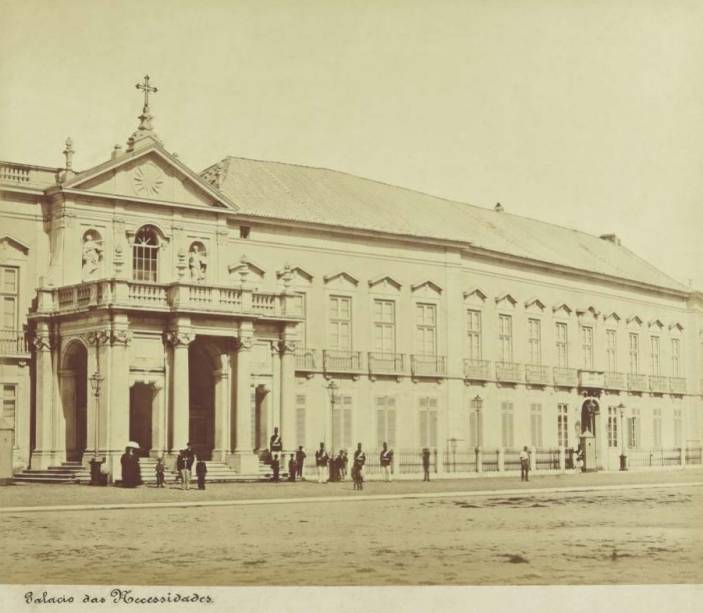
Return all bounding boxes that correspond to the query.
[13,461,91,484]
[138,458,265,484]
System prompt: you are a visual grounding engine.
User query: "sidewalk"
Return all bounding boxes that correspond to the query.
[2,466,702,511]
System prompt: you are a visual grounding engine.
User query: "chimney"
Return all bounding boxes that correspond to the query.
[599,233,621,246]
[494,202,504,213]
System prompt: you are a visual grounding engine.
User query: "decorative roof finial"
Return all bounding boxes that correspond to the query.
[63,138,74,171]
[126,75,162,152]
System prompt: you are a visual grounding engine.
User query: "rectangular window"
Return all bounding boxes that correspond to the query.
[581,325,594,369]
[332,394,353,451]
[607,406,619,448]
[628,333,639,374]
[529,404,543,447]
[671,339,681,377]
[498,315,513,362]
[606,329,617,371]
[466,310,482,360]
[501,401,514,448]
[653,409,662,449]
[2,384,16,446]
[293,292,307,348]
[469,397,483,448]
[375,396,397,449]
[418,396,438,448]
[528,318,542,364]
[329,296,352,350]
[0,266,19,330]
[373,299,396,353]
[415,303,437,356]
[627,409,640,449]
[650,336,660,376]
[555,322,569,367]
[557,403,569,448]
[295,394,306,448]
[674,409,682,447]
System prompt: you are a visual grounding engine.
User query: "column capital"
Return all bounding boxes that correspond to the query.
[235,336,254,352]
[86,329,111,346]
[32,331,53,352]
[164,329,193,347]
[278,339,297,355]
[111,328,132,347]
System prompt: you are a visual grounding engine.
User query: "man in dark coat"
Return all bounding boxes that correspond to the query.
[295,446,306,480]
[120,447,140,488]
[195,456,207,490]
[288,454,297,482]
[271,454,280,482]
[422,448,431,482]
[270,427,283,456]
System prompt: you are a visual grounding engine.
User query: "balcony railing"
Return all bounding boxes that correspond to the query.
[411,354,446,377]
[627,373,648,392]
[604,371,627,390]
[0,329,29,356]
[368,352,405,375]
[553,367,578,387]
[525,364,551,385]
[496,361,522,383]
[34,279,304,320]
[669,377,686,395]
[649,375,668,394]
[294,347,319,371]
[0,161,58,187]
[323,350,363,373]
[463,359,491,381]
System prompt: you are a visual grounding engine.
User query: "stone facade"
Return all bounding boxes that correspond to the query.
[1,102,702,480]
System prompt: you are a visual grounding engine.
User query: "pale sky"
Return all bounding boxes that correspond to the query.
[1,0,702,289]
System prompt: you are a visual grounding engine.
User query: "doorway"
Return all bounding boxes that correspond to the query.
[61,341,88,462]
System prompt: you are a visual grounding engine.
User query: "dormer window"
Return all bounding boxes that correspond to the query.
[133,225,159,282]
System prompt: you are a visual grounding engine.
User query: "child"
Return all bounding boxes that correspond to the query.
[288,454,297,482]
[195,456,207,490]
[155,456,165,488]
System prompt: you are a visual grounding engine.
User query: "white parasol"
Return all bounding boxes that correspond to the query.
[126,441,141,449]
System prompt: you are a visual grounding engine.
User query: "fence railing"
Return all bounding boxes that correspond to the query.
[411,354,446,377]
[0,329,29,356]
[323,350,363,373]
[627,448,682,468]
[535,448,560,470]
[442,449,477,473]
[294,347,319,371]
[369,352,405,375]
[397,449,437,474]
[685,447,702,465]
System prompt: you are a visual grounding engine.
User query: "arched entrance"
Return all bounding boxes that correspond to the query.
[60,341,88,462]
[189,341,216,460]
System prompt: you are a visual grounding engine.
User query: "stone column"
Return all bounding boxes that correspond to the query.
[32,323,58,469]
[107,319,130,479]
[212,352,231,463]
[232,322,257,473]
[150,381,166,459]
[165,322,192,453]
[279,334,296,454]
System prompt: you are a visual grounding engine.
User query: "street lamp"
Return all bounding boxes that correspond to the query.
[325,380,338,447]
[472,395,483,449]
[618,402,628,471]
[88,370,104,485]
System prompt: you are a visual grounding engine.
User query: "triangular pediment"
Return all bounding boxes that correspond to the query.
[369,275,402,291]
[324,271,359,289]
[463,287,487,303]
[669,322,684,333]
[411,280,442,296]
[648,318,664,330]
[495,293,517,308]
[524,297,545,312]
[577,306,600,319]
[0,234,30,257]
[59,144,237,210]
[229,256,265,287]
[604,311,621,323]
[552,303,573,316]
[626,314,643,326]
[277,265,313,285]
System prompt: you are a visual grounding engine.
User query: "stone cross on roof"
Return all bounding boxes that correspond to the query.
[127,74,162,152]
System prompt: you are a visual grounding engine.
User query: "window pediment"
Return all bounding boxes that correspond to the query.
[552,303,573,316]
[369,275,402,292]
[524,297,545,312]
[324,271,359,289]
[463,287,487,303]
[411,280,442,296]
[496,293,517,308]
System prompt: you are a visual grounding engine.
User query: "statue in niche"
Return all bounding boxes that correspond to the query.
[82,231,103,280]
[188,242,207,282]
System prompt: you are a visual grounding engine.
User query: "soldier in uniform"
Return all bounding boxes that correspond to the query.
[380,441,393,482]
[271,453,281,482]
[422,447,431,482]
[519,446,530,482]
[270,427,283,456]
[353,443,366,490]
[155,456,166,488]
[315,442,329,483]
[295,445,306,480]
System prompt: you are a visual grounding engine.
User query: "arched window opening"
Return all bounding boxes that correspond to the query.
[133,225,159,282]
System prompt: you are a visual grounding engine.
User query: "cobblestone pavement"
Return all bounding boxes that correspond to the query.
[2,467,702,508]
[1,469,702,586]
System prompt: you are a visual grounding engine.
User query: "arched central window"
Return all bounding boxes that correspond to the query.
[133,225,159,282]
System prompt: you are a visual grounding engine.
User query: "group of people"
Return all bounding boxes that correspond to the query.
[121,442,208,490]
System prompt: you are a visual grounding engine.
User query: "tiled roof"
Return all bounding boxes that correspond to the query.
[207,156,685,292]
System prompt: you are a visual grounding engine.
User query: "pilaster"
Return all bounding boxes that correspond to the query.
[165,320,192,452]
[232,321,258,473]
[32,322,59,468]
[279,331,297,453]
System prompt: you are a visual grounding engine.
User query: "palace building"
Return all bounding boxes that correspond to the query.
[1,79,702,481]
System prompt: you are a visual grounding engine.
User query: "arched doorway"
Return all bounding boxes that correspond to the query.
[189,342,216,460]
[61,341,88,462]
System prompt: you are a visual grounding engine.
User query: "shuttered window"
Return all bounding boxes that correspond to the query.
[469,397,483,448]
[466,310,482,360]
[375,396,397,449]
[673,409,682,447]
[557,403,569,448]
[653,409,662,449]
[332,394,353,451]
[529,404,543,447]
[329,296,352,350]
[418,396,438,448]
[501,402,514,448]
[295,394,306,448]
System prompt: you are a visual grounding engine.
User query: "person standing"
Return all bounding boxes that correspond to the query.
[155,456,166,488]
[121,446,138,488]
[353,443,366,490]
[288,454,297,482]
[422,448,431,482]
[520,446,530,482]
[380,442,393,482]
[340,450,348,481]
[271,453,281,482]
[195,456,207,490]
[270,427,283,456]
[315,443,329,483]
[295,446,306,480]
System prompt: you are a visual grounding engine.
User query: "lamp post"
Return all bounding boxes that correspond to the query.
[325,380,338,448]
[88,370,104,485]
[472,395,483,448]
[618,402,628,471]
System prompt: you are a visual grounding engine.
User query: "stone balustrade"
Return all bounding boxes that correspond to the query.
[33,279,303,320]
[463,359,491,381]
[0,329,29,357]
[525,364,551,385]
